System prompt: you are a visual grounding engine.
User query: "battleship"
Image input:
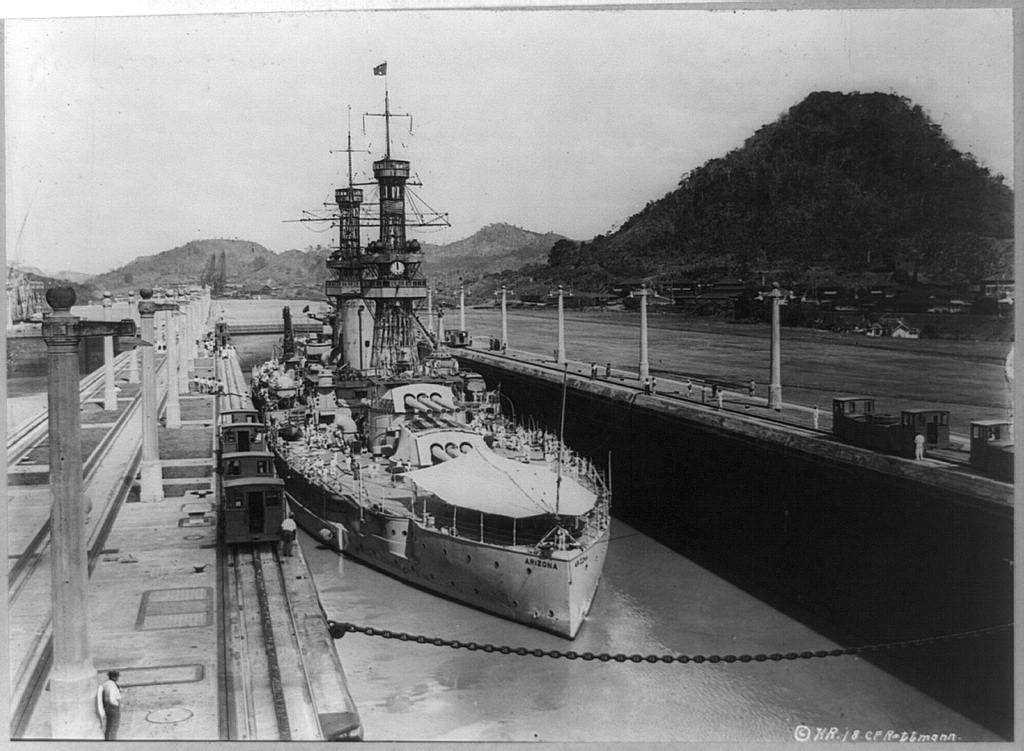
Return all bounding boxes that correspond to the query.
[250,70,610,638]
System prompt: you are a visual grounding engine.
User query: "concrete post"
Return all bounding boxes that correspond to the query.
[459,284,466,331]
[126,291,139,384]
[101,292,117,410]
[638,283,650,382]
[556,285,566,364]
[41,288,99,739]
[768,282,783,411]
[500,286,509,350]
[165,311,181,428]
[139,290,163,501]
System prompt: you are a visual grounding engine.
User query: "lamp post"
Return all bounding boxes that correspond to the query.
[500,285,510,351]
[165,310,181,429]
[177,307,191,396]
[768,282,783,410]
[635,283,650,382]
[459,282,466,332]
[42,287,136,738]
[101,292,117,411]
[556,285,566,364]
[426,286,433,337]
[139,289,179,501]
[126,290,139,383]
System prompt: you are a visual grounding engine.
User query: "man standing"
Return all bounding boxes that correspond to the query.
[914,433,926,461]
[280,512,297,557]
[96,670,122,740]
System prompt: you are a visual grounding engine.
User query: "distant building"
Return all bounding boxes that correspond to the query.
[978,277,1014,299]
[6,269,46,326]
[891,320,920,339]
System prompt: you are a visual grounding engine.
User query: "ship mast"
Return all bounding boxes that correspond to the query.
[325,106,369,368]
[361,68,424,375]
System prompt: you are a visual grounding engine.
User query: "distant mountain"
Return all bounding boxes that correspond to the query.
[51,270,94,284]
[540,91,1013,289]
[419,223,567,280]
[83,224,566,299]
[89,239,277,293]
[235,245,332,297]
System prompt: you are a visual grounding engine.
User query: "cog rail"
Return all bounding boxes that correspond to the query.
[327,621,1011,664]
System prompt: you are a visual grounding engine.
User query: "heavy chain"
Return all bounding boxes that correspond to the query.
[326,621,1011,664]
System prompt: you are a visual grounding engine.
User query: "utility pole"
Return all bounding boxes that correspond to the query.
[42,287,136,738]
[768,282,783,410]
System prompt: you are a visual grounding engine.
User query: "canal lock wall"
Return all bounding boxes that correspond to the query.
[455,351,1013,738]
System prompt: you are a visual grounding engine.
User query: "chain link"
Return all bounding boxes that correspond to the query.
[326,621,1011,663]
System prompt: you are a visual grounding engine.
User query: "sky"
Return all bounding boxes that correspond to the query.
[4,5,1014,275]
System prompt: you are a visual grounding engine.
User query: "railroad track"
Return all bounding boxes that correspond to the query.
[222,543,322,740]
[7,349,136,467]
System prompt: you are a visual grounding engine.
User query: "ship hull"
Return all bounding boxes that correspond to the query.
[277,458,607,639]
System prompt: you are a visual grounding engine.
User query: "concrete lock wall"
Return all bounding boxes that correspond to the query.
[456,353,1012,738]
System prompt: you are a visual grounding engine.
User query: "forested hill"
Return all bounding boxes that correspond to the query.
[90,239,277,292]
[548,91,1012,287]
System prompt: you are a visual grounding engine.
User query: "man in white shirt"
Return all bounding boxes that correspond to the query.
[96,670,122,740]
[280,513,297,557]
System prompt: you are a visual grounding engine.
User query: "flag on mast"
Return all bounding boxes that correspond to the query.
[373,62,387,76]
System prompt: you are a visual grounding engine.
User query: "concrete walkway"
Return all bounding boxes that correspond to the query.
[20,396,221,740]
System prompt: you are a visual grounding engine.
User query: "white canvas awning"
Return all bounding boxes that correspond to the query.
[406,448,597,519]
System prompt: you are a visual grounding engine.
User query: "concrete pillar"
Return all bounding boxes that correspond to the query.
[768,282,783,411]
[638,284,650,382]
[556,285,566,364]
[459,284,466,331]
[126,291,139,384]
[41,288,100,739]
[138,290,163,501]
[165,311,181,428]
[500,286,509,350]
[101,292,117,410]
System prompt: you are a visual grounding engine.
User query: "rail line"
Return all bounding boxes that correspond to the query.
[217,355,323,741]
[222,543,322,740]
[7,358,168,597]
[7,349,135,466]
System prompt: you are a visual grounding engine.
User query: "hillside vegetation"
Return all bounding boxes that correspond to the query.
[539,91,1012,288]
